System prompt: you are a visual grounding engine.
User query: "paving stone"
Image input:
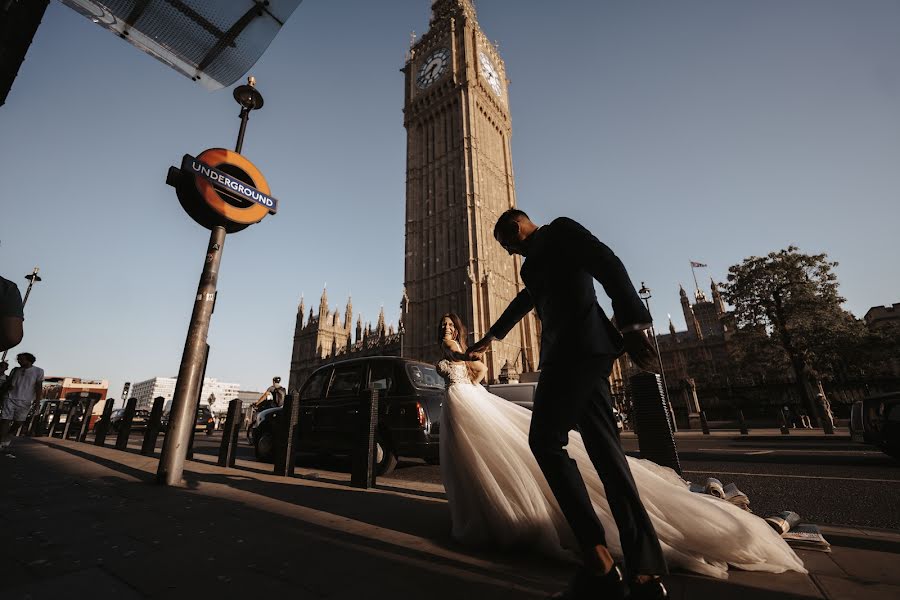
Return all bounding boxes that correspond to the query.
[675,572,823,599]
[827,546,900,585]
[2,567,143,600]
[795,550,848,578]
[813,574,900,600]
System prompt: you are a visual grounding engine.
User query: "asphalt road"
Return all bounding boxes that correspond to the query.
[189,430,900,530]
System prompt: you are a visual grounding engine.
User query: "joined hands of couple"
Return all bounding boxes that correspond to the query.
[465,330,662,374]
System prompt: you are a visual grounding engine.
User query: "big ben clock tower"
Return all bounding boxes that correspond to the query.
[401,0,540,380]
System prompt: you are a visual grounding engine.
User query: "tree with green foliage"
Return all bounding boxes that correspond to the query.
[721,246,865,425]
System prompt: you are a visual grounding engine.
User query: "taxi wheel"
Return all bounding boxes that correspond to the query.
[375,436,398,475]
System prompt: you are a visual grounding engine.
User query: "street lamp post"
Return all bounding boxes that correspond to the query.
[638,282,676,431]
[1,267,41,363]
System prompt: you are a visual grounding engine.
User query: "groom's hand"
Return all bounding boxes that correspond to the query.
[623,330,660,373]
[467,334,494,358]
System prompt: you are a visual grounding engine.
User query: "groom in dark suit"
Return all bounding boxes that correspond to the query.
[469,209,668,600]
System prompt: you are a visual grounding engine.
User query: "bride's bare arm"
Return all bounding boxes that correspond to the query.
[442,338,470,361]
[470,360,488,384]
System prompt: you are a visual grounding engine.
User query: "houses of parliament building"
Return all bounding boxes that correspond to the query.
[289,0,540,390]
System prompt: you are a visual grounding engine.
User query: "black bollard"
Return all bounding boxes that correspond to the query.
[273,392,301,477]
[115,398,137,451]
[141,397,165,456]
[61,402,80,440]
[629,373,682,476]
[187,415,197,460]
[19,407,41,437]
[780,407,791,435]
[185,344,210,462]
[351,388,380,489]
[94,398,115,446]
[217,399,243,467]
[700,410,711,435]
[77,398,98,442]
[738,409,749,435]
[46,402,63,438]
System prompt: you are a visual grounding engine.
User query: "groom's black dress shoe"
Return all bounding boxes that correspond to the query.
[629,577,668,600]
[549,565,625,599]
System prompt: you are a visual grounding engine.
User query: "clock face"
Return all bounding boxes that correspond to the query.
[416,48,450,89]
[478,51,503,98]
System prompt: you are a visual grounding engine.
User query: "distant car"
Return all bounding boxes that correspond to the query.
[486,382,625,434]
[196,406,214,434]
[251,356,443,474]
[485,382,537,410]
[850,392,900,459]
[160,405,216,433]
[110,409,151,432]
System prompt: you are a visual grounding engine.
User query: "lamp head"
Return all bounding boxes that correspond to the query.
[233,76,264,111]
[638,282,651,300]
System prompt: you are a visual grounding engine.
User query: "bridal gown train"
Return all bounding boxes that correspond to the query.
[437,361,806,580]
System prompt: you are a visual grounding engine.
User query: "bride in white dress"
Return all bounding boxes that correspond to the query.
[435,315,806,580]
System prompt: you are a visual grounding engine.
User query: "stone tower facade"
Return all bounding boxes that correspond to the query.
[401,0,539,380]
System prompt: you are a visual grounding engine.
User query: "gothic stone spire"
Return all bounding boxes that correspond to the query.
[430,0,476,26]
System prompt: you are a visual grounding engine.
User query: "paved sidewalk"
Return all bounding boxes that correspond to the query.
[2,437,899,599]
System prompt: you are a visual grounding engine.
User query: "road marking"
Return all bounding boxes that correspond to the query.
[682,447,883,455]
[683,470,900,484]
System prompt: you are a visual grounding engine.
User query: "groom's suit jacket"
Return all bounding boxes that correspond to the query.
[489,217,651,369]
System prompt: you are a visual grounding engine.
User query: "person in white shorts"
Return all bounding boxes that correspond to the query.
[0,352,44,457]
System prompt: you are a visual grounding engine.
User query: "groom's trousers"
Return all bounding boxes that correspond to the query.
[528,356,668,576]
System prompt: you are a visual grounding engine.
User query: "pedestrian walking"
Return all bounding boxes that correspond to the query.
[0,352,44,457]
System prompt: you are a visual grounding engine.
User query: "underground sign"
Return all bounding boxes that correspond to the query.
[167,148,279,233]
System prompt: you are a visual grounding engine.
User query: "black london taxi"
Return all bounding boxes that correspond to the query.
[850,391,900,459]
[250,356,444,474]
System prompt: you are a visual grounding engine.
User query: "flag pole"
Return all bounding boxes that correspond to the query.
[691,262,700,295]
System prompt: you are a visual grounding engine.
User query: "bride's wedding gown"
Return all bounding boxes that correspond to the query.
[437,360,806,579]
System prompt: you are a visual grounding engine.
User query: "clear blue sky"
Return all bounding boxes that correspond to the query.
[2,1,898,400]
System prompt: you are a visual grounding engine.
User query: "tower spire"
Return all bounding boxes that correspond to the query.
[345,295,353,329]
[680,284,702,339]
[297,294,306,328]
[711,277,726,315]
[377,305,386,337]
[319,285,328,317]
[430,0,477,25]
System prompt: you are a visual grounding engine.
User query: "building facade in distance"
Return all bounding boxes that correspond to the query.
[401,0,540,380]
[130,377,240,413]
[864,303,900,330]
[41,376,109,424]
[612,279,738,421]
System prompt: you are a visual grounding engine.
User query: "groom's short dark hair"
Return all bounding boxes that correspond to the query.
[494,209,529,239]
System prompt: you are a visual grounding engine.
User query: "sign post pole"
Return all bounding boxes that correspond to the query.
[157,230,224,485]
[157,77,270,486]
